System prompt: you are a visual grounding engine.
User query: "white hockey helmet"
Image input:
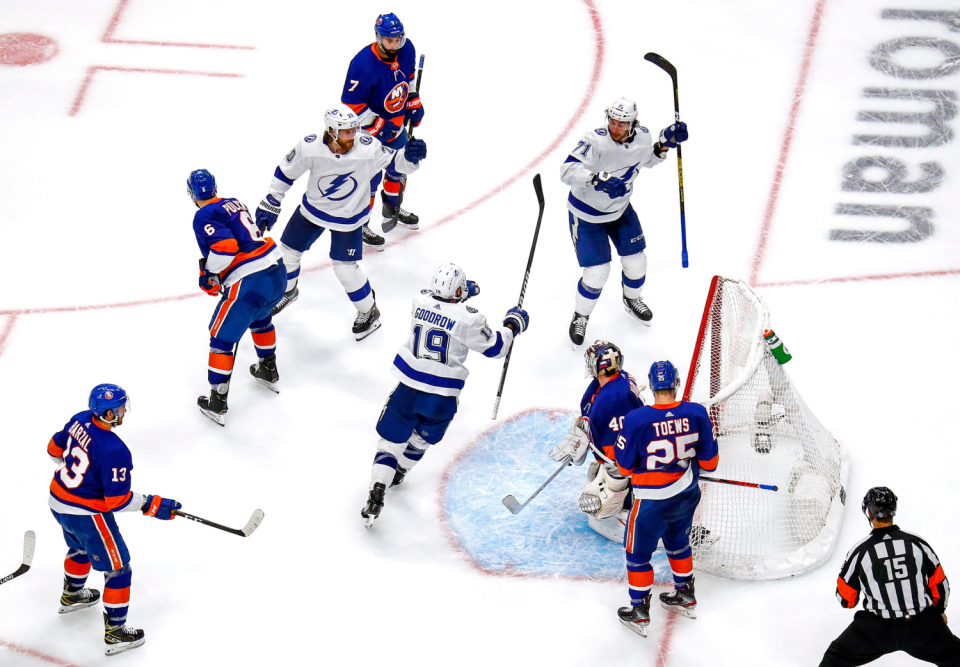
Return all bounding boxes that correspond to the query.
[606,98,639,138]
[324,105,361,139]
[431,263,468,302]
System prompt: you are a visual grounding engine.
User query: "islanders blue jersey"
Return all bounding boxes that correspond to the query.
[342,41,417,141]
[47,411,142,516]
[580,372,645,464]
[614,401,719,500]
[193,197,282,287]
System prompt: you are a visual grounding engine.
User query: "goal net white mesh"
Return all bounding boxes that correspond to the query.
[684,276,849,580]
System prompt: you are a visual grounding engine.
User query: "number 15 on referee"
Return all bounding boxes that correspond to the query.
[819,487,960,666]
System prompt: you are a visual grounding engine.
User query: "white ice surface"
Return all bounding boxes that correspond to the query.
[1,0,959,665]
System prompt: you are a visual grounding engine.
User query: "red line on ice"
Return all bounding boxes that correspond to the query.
[0,640,87,667]
[749,0,828,286]
[757,267,960,288]
[102,0,254,50]
[70,65,243,116]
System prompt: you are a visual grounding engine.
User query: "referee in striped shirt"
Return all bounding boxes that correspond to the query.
[820,487,960,666]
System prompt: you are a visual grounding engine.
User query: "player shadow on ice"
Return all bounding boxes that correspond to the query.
[441,409,670,582]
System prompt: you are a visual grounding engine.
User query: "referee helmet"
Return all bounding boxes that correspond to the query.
[862,486,897,522]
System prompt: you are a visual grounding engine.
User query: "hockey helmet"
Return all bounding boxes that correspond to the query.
[187,169,217,202]
[648,360,681,392]
[431,263,468,302]
[375,13,406,49]
[862,486,897,522]
[88,384,130,423]
[324,105,361,140]
[584,340,624,379]
[606,98,639,139]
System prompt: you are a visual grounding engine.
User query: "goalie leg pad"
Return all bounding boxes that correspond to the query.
[579,465,630,519]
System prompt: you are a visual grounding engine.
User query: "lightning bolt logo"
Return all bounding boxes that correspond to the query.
[317,172,358,201]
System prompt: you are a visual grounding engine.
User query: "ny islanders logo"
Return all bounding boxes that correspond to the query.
[317,172,358,201]
[383,82,409,114]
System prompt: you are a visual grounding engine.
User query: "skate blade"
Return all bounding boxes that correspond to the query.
[362,241,386,252]
[363,515,377,528]
[660,601,697,619]
[252,376,280,394]
[105,638,145,656]
[381,216,419,232]
[58,600,99,614]
[623,305,653,327]
[355,320,382,341]
[618,618,649,637]
[199,406,226,427]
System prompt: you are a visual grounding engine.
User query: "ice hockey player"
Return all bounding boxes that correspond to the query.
[254,105,427,340]
[560,98,689,345]
[47,384,181,656]
[342,12,424,246]
[548,340,645,541]
[189,169,286,426]
[613,361,718,637]
[361,263,529,527]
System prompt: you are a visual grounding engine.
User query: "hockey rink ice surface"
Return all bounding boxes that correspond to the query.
[1,0,959,665]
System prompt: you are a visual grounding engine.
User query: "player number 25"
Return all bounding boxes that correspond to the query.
[58,436,90,489]
[645,433,699,470]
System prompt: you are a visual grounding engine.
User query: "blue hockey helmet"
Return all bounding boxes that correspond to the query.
[375,13,406,48]
[88,384,130,421]
[585,340,623,379]
[648,360,681,392]
[187,169,217,202]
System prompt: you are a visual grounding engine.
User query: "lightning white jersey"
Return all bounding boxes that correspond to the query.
[392,290,514,398]
[560,126,666,223]
[267,133,419,232]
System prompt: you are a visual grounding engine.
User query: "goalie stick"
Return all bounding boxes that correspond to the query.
[382,53,425,234]
[502,456,571,515]
[173,509,264,537]
[644,52,689,268]
[491,173,545,419]
[0,531,36,586]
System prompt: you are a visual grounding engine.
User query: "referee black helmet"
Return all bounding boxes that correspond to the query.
[862,486,898,522]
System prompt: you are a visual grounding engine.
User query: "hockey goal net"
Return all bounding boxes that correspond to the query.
[684,276,849,580]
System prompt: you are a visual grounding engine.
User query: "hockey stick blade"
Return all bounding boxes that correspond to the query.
[501,456,571,515]
[0,531,36,586]
[643,52,677,80]
[174,509,265,537]
[502,495,522,515]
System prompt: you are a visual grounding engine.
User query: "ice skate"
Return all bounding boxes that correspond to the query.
[623,295,653,326]
[59,582,101,614]
[390,465,408,488]
[659,578,697,619]
[361,482,386,527]
[569,312,589,346]
[381,192,419,231]
[250,354,279,393]
[353,303,381,341]
[104,612,145,656]
[271,285,299,316]
[617,593,651,637]
[197,389,228,426]
[361,223,385,252]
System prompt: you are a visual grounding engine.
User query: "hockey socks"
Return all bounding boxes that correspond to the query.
[250,318,276,358]
[333,261,375,313]
[208,338,234,386]
[626,552,654,605]
[103,564,132,627]
[64,549,91,591]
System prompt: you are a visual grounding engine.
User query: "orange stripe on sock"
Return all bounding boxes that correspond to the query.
[628,569,654,589]
[104,586,131,605]
[65,559,91,577]
[208,352,235,372]
[668,556,693,575]
[251,330,276,348]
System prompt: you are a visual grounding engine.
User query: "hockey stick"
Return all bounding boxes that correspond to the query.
[173,509,264,537]
[491,173,545,420]
[643,52,688,268]
[502,456,571,515]
[701,477,778,492]
[383,53,426,234]
[0,531,36,586]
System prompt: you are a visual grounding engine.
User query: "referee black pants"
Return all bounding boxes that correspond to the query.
[820,608,960,666]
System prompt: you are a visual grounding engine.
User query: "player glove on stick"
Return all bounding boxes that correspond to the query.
[659,122,689,148]
[503,307,529,334]
[198,258,221,296]
[142,495,182,520]
[593,172,628,199]
[550,416,592,466]
[405,138,427,164]
[255,195,281,232]
[466,280,480,299]
[405,92,424,127]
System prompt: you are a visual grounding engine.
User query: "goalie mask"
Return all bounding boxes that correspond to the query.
[584,340,623,379]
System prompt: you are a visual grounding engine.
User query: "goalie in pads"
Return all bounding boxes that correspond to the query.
[549,341,644,542]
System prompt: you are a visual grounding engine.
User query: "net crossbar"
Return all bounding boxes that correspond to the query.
[684,276,849,580]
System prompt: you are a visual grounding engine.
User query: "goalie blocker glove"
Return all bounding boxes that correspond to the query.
[550,417,592,466]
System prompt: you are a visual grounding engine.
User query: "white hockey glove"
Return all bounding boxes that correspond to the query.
[578,465,630,519]
[549,417,592,466]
